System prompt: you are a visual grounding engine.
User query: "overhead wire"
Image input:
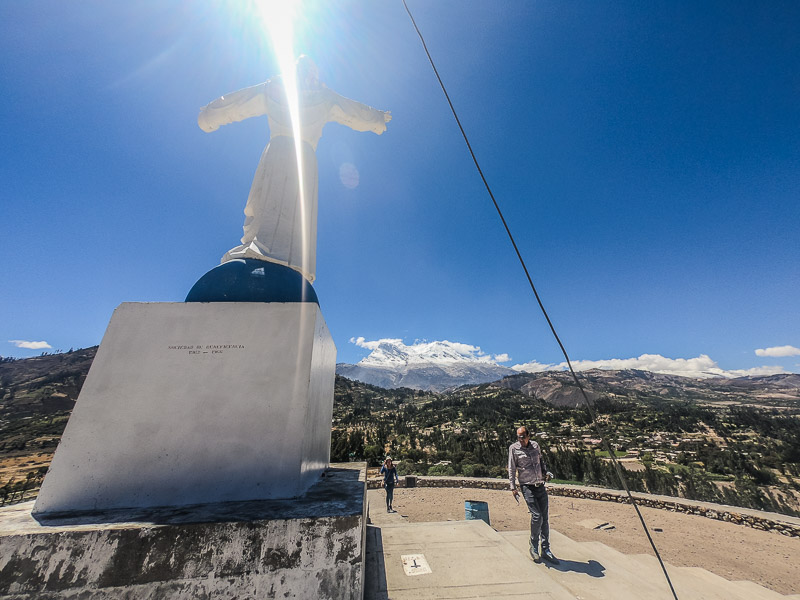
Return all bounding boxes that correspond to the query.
[399,1,679,598]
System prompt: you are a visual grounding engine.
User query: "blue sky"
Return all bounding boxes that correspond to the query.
[2,1,798,376]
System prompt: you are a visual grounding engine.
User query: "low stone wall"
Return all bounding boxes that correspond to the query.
[367,476,800,538]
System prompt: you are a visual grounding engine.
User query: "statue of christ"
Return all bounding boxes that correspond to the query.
[199,56,391,283]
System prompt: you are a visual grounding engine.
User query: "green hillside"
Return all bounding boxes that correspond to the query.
[331,374,800,515]
[1,350,799,515]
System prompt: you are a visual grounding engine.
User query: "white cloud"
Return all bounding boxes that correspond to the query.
[350,336,402,351]
[755,345,800,358]
[510,360,557,373]
[512,353,787,379]
[721,365,789,377]
[493,353,511,363]
[9,339,52,350]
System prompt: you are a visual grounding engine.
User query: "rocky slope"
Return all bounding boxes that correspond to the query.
[0,348,96,418]
[495,369,800,408]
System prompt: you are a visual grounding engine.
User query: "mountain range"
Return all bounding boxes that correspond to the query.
[3,345,798,414]
[336,339,800,403]
[337,338,516,392]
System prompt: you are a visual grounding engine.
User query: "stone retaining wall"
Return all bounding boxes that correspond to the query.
[367,476,800,538]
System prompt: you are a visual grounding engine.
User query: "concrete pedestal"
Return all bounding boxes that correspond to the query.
[0,465,366,600]
[34,302,336,515]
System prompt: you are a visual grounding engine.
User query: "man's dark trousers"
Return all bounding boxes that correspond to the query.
[521,483,550,551]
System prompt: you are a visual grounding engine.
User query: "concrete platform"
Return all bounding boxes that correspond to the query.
[0,463,366,599]
[364,515,795,600]
[367,519,576,599]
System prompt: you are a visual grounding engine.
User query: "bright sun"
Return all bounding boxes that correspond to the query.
[249,0,310,274]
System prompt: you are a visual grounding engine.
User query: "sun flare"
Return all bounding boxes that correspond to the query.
[250,0,309,275]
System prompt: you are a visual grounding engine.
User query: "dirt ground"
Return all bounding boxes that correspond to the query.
[369,486,800,596]
[0,452,51,483]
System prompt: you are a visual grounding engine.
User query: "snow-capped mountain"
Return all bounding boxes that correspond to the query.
[336,338,516,392]
[336,337,795,392]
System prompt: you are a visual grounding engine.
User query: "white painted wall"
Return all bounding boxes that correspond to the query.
[33,302,336,514]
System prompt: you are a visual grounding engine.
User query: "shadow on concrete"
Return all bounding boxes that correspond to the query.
[549,558,606,577]
[364,525,389,600]
[32,466,364,527]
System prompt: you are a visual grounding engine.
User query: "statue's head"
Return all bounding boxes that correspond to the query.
[296,55,320,89]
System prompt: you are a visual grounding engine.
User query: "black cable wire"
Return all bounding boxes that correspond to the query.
[400,1,679,598]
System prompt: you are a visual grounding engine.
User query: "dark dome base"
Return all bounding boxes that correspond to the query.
[185,259,318,304]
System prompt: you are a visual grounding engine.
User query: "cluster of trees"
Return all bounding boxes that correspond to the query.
[0,470,46,505]
[547,446,797,515]
[0,413,69,453]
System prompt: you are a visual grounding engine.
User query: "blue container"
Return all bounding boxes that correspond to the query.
[464,500,490,525]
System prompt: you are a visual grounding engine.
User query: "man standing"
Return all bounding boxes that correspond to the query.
[509,426,559,564]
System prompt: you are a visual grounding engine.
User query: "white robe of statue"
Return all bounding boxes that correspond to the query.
[198,58,391,283]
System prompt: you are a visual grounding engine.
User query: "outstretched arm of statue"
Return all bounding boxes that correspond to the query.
[198,82,270,133]
[328,91,391,135]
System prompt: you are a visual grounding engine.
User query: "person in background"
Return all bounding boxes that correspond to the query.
[508,425,558,564]
[380,456,400,513]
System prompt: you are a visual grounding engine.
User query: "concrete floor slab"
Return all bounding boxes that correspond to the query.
[679,567,776,600]
[367,493,408,526]
[629,554,782,600]
[732,579,788,600]
[502,530,671,600]
[373,520,576,599]
[504,529,786,600]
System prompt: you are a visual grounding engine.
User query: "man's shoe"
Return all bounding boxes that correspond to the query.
[542,548,560,564]
[529,544,541,563]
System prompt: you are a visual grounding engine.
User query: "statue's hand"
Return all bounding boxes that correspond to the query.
[197,110,219,133]
[383,111,392,123]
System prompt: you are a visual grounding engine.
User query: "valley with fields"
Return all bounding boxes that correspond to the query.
[2,348,799,516]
